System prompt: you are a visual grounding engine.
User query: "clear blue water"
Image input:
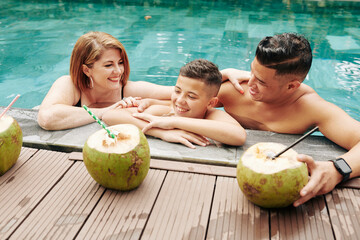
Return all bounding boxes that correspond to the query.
[0,0,359,121]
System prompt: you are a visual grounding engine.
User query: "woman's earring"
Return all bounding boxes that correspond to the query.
[89,77,94,89]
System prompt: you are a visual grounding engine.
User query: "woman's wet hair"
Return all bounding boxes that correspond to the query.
[255,33,312,81]
[70,31,130,91]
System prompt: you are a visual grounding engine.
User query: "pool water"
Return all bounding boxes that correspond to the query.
[0,0,359,120]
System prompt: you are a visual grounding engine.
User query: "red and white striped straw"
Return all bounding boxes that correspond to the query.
[0,94,20,119]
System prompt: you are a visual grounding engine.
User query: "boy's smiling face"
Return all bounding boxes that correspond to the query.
[171,75,216,119]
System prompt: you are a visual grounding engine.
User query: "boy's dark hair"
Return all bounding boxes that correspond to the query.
[255,33,312,81]
[179,59,222,96]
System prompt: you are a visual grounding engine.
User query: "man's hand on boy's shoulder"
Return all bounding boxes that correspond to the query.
[220,68,251,94]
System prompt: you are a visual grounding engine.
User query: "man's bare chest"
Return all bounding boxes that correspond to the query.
[224,104,310,134]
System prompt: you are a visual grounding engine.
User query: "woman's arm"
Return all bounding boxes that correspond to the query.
[37,76,122,130]
[124,81,174,99]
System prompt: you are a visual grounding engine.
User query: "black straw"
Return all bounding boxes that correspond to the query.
[271,126,319,159]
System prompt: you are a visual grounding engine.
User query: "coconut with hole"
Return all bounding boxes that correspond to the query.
[236,142,308,208]
[0,115,23,175]
[83,124,150,191]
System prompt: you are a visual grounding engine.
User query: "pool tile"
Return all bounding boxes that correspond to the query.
[247,24,274,39]
[326,35,360,51]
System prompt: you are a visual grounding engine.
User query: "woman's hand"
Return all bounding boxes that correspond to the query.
[220,68,251,94]
[97,97,141,119]
[136,99,154,112]
[118,96,141,108]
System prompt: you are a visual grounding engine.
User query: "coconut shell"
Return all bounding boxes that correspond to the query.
[83,124,150,191]
[236,142,308,208]
[0,115,23,175]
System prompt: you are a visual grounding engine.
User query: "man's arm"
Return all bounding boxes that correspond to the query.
[220,68,251,94]
[133,109,246,146]
[294,98,360,207]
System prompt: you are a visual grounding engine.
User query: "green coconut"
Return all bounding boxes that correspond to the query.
[236,142,308,208]
[0,115,23,175]
[83,124,150,191]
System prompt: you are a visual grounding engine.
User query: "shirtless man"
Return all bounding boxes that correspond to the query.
[218,33,360,207]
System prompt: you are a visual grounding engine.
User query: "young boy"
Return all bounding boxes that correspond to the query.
[102,59,246,148]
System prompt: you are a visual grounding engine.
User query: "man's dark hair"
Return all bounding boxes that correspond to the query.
[179,59,222,96]
[256,33,312,80]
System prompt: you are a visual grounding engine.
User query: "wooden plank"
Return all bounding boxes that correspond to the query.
[0,147,38,185]
[69,152,236,177]
[270,196,333,240]
[207,176,268,240]
[70,153,360,189]
[68,151,83,161]
[143,171,193,239]
[326,188,360,239]
[228,180,239,240]
[10,161,104,239]
[345,188,360,237]
[142,171,215,240]
[0,149,72,239]
[184,171,214,240]
[338,188,360,238]
[76,169,166,240]
[149,159,236,177]
[339,178,360,189]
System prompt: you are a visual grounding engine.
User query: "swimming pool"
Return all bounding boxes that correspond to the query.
[0,0,359,120]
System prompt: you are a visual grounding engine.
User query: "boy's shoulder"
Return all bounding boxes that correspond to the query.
[204,108,227,119]
[204,107,239,124]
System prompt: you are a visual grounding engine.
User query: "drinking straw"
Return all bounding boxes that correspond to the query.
[0,94,20,119]
[271,126,319,159]
[83,105,116,139]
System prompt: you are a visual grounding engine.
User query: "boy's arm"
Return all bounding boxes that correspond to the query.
[102,106,209,148]
[133,109,246,146]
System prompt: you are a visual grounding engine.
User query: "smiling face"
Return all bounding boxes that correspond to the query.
[248,57,289,103]
[171,75,216,119]
[84,48,124,90]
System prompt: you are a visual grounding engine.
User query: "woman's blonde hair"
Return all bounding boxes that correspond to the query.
[70,31,130,92]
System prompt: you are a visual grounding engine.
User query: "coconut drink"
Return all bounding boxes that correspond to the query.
[236,142,308,208]
[0,115,23,175]
[83,124,150,191]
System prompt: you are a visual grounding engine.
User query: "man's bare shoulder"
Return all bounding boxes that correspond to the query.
[296,84,327,106]
[295,83,345,119]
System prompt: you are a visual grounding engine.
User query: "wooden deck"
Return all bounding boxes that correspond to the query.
[1,147,360,240]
